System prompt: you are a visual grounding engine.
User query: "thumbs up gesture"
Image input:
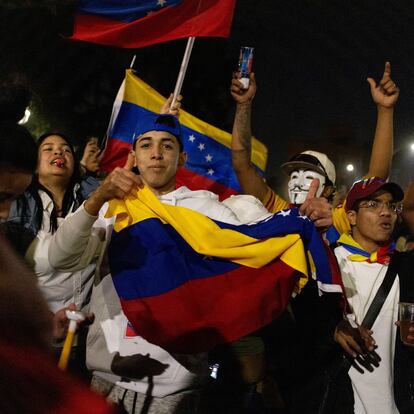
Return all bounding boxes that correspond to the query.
[299,178,333,229]
[85,150,143,216]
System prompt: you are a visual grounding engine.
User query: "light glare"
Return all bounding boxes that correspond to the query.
[18,108,31,125]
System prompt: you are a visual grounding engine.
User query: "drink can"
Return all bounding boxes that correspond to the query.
[209,363,219,379]
[238,46,254,89]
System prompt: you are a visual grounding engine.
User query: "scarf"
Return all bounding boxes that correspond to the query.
[338,233,395,265]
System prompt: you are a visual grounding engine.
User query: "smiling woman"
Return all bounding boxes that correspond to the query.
[7,131,101,379]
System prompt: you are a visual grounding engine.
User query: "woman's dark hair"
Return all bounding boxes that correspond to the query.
[21,132,84,234]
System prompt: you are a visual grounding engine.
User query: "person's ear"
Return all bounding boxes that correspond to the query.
[178,152,187,168]
[347,210,357,226]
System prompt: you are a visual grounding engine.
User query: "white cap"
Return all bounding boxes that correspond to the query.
[281,150,336,185]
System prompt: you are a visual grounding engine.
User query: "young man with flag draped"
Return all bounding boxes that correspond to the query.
[49,111,336,413]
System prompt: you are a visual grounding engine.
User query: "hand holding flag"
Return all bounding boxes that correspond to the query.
[161,93,182,116]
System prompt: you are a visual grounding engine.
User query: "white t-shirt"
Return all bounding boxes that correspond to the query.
[335,245,400,414]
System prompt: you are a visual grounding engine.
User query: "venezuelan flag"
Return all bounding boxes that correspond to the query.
[106,187,336,354]
[71,0,236,49]
[100,69,268,200]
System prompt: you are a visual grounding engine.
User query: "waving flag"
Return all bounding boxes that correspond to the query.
[100,70,268,199]
[71,0,236,48]
[105,187,340,353]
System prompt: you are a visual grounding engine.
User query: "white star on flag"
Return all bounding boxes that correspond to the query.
[157,0,167,7]
[277,210,291,217]
[198,143,205,151]
[299,215,309,220]
[207,169,214,175]
[205,154,213,162]
[188,134,196,142]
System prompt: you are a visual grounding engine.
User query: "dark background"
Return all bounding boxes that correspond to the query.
[2,0,414,193]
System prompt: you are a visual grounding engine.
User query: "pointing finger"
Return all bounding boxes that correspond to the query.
[305,178,320,201]
[383,61,391,79]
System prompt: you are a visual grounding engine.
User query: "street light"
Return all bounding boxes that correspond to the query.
[410,143,414,152]
[346,164,354,172]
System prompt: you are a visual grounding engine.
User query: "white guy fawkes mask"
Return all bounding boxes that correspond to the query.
[287,169,326,205]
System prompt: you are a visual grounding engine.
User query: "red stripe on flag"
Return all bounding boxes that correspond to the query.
[176,167,238,200]
[72,0,236,49]
[100,138,131,173]
[120,261,299,353]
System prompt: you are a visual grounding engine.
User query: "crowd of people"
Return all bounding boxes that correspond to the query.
[0,62,414,414]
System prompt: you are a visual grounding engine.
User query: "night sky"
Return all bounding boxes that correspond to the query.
[2,0,414,192]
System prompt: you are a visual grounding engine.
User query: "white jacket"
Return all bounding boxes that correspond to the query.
[25,190,95,313]
[49,186,271,397]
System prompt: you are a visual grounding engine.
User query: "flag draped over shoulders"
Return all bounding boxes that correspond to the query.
[105,187,339,353]
[71,0,236,48]
[100,70,268,200]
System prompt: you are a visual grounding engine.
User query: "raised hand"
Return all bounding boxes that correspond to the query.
[81,138,100,173]
[299,178,333,229]
[231,72,257,104]
[367,61,400,109]
[161,93,182,117]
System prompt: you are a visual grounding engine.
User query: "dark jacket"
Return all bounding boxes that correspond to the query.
[5,176,99,255]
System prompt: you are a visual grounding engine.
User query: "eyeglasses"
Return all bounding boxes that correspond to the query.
[358,199,403,214]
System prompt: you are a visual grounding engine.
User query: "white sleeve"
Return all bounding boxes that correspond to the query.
[48,203,108,272]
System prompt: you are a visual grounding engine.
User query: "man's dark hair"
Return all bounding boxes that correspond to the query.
[0,125,37,175]
[0,78,36,174]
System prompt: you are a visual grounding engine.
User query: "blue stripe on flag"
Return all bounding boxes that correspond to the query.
[215,208,332,285]
[109,218,239,299]
[79,0,182,23]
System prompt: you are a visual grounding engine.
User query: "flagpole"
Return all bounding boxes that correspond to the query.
[130,55,136,69]
[171,37,195,110]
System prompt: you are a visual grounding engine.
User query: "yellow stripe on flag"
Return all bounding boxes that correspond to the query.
[106,186,307,276]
